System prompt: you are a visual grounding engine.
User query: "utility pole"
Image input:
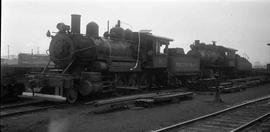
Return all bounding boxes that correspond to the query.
[267,43,270,62]
[37,46,39,54]
[8,45,10,59]
[267,43,270,72]
[107,20,109,33]
[267,43,270,58]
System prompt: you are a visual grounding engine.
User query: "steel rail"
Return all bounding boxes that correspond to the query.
[0,105,56,118]
[0,100,44,109]
[151,95,270,132]
[230,112,270,132]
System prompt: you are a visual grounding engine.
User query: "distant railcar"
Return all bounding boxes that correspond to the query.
[18,53,52,66]
[1,53,52,101]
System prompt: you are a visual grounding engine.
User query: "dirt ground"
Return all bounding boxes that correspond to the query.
[1,84,270,132]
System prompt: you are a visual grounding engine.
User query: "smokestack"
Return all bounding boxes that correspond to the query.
[71,14,81,34]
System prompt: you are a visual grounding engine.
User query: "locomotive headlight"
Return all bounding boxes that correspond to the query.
[56,22,66,32]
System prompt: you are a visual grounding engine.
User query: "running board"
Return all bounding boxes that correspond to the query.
[22,92,66,102]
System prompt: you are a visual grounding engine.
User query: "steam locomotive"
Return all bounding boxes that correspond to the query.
[187,40,252,79]
[29,14,251,103]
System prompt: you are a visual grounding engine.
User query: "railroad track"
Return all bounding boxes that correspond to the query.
[151,95,270,132]
[242,115,270,132]
[0,100,58,118]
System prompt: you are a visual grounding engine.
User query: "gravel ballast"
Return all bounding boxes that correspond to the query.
[1,84,270,132]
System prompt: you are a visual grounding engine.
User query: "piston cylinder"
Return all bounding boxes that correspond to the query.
[79,72,102,96]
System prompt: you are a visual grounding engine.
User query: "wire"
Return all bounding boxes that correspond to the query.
[121,21,133,30]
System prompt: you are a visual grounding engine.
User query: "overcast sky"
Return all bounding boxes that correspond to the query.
[2,0,270,65]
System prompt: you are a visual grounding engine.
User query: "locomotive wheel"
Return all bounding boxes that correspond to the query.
[138,74,149,89]
[116,74,126,86]
[66,88,78,103]
[128,74,137,86]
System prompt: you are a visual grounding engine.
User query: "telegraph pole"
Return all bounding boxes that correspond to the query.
[8,45,10,59]
[37,46,39,54]
[267,43,270,59]
[267,43,270,72]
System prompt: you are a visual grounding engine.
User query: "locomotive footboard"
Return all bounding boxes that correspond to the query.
[27,73,78,103]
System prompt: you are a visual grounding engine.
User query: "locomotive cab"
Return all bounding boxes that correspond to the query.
[141,33,173,68]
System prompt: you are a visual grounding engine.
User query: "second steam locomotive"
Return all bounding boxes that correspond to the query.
[30,14,252,103]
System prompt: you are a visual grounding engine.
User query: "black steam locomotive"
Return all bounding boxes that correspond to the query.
[187,40,252,79]
[29,14,251,103]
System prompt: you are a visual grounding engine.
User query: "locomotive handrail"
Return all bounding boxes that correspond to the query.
[49,45,97,61]
[41,59,51,74]
[72,45,97,53]
[102,38,112,64]
[130,32,141,70]
[61,59,74,74]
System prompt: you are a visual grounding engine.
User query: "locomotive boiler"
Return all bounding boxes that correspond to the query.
[49,15,136,72]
